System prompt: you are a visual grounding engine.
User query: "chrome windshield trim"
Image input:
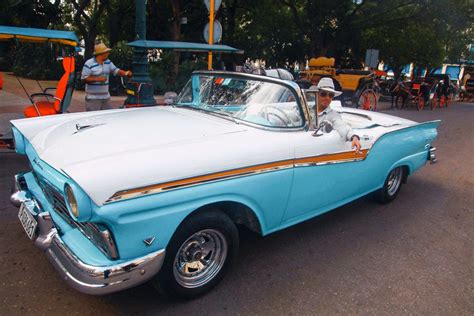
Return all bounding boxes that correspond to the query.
[178,71,309,130]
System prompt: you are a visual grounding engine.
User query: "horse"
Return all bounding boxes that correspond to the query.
[390,81,410,109]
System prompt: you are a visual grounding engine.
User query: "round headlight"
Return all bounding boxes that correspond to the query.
[65,184,79,218]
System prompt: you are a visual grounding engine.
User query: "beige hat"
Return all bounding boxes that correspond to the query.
[316,77,342,96]
[94,43,112,56]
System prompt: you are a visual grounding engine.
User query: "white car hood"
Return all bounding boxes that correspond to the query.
[12,107,295,205]
[14,107,249,165]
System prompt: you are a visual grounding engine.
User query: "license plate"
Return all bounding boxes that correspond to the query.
[18,203,38,240]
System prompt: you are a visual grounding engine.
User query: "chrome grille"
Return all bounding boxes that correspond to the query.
[38,178,70,219]
[35,173,119,259]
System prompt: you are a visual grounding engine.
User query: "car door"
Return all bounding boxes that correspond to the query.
[282,128,369,223]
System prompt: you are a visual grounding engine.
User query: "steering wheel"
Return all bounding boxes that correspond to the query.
[262,106,292,127]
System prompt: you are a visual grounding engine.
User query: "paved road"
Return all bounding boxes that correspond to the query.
[0,103,473,315]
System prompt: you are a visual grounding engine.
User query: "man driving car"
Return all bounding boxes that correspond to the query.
[314,77,361,152]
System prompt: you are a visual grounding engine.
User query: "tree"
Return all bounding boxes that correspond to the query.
[0,0,62,28]
[66,0,110,60]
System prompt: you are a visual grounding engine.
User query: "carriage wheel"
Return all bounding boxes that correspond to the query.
[358,89,377,111]
[439,95,446,108]
[416,97,425,111]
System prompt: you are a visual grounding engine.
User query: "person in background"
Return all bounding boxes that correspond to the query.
[81,43,132,111]
[315,77,362,152]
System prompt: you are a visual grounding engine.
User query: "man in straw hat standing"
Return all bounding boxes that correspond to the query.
[314,77,361,152]
[81,42,132,111]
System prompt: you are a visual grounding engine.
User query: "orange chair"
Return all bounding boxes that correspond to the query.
[23,57,75,117]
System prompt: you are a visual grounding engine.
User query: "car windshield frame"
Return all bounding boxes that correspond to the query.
[175,71,309,131]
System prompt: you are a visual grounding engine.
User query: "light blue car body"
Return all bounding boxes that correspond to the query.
[17,119,438,267]
[9,71,440,295]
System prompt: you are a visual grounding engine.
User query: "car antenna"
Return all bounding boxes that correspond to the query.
[36,79,45,93]
[14,76,34,105]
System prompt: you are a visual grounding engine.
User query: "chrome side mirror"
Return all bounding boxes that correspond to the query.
[312,121,333,137]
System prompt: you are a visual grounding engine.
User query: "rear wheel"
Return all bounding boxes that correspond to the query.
[376,166,405,203]
[153,209,239,299]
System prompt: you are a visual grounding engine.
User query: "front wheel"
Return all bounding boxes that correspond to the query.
[375,166,405,203]
[153,209,239,299]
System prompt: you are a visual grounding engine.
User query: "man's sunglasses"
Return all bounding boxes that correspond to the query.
[320,91,335,98]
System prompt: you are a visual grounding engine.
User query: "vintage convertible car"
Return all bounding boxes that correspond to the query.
[9,71,439,299]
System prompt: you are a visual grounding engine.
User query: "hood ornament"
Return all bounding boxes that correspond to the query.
[73,123,105,134]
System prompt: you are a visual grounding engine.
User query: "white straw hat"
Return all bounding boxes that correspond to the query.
[316,77,342,96]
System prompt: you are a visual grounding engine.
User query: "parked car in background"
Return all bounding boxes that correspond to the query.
[10,71,439,299]
[264,68,295,80]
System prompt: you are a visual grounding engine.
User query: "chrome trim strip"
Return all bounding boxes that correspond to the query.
[106,162,295,203]
[294,157,367,167]
[106,149,370,203]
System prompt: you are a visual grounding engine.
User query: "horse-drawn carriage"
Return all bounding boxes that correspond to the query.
[298,57,378,111]
[391,73,456,111]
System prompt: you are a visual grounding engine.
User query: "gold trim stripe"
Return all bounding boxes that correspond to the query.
[294,149,368,165]
[106,149,369,203]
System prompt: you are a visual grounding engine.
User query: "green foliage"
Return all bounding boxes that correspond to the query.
[149,51,207,93]
[108,41,133,70]
[11,43,63,80]
[5,0,472,84]
[361,0,473,75]
[0,0,62,28]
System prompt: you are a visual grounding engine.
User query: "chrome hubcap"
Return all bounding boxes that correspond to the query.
[387,168,403,196]
[173,229,227,288]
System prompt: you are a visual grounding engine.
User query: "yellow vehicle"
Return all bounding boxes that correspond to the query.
[299,57,378,110]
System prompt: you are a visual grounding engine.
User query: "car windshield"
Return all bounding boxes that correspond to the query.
[176,74,304,128]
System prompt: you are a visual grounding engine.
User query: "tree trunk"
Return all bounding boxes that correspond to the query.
[167,0,181,90]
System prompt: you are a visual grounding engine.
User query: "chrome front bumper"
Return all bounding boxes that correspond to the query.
[10,173,166,295]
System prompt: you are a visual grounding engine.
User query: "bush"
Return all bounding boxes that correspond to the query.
[11,43,63,80]
[108,41,133,95]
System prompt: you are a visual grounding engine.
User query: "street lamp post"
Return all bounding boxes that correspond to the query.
[124,0,156,106]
